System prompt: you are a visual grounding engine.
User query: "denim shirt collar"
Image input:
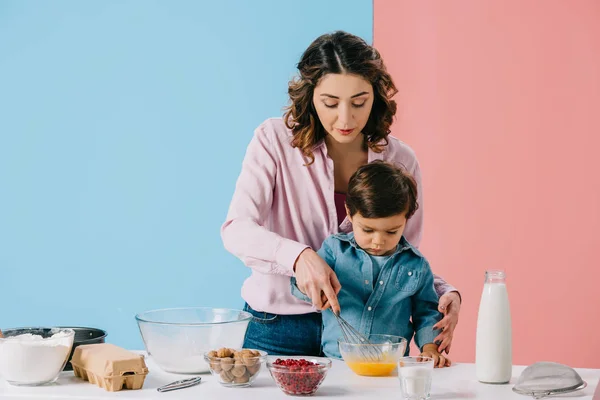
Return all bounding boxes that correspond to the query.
[332,232,423,259]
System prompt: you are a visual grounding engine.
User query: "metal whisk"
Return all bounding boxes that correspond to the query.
[332,312,382,362]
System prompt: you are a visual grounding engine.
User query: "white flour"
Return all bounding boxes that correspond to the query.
[140,322,248,374]
[0,331,72,385]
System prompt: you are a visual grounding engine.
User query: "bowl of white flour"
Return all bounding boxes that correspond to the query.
[0,327,75,386]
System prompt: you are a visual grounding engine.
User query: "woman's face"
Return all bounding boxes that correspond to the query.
[312,73,374,146]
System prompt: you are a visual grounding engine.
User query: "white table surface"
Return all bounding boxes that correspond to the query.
[0,353,598,399]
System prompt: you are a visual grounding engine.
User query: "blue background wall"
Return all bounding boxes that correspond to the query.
[0,0,372,349]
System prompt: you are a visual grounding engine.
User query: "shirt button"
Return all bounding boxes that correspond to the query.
[379,281,384,285]
[368,307,372,311]
[365,280,369,285]
[408,271,413,276]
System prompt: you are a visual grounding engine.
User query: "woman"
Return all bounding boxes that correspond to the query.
[221,31,461,356]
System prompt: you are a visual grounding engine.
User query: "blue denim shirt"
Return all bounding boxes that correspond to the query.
[291,233,442,359]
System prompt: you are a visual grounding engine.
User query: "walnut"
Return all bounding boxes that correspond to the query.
[216,347,233,358]
[232,360,246,377]
[234,374,250,384]
[246,363,260,375]
[210,360,222,372]
[220,369,234,383]
[242,353,258,366]
[220,357,234,371]
[207,350,217,358]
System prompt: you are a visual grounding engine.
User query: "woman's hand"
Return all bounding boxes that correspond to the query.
[420,343,451,368]
[294,248,342,314]
[432,291,461,354]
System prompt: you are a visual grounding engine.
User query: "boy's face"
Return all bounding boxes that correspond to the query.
[347,208,408,256]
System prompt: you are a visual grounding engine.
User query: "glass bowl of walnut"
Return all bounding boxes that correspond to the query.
[204,347,267,387]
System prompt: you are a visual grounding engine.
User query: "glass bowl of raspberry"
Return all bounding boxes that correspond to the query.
[266,356,332,396]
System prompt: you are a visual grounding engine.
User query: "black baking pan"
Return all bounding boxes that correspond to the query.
[58,327,107,371]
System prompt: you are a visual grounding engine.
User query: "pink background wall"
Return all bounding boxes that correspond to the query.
[374,0,600,368]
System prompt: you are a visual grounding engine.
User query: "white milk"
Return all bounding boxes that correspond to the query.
[399,366,432,400]
[475,270,512,383]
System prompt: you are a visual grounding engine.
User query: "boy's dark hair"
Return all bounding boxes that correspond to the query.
[346,160,419,219]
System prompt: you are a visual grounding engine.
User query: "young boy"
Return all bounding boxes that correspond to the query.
[291,160,450,368]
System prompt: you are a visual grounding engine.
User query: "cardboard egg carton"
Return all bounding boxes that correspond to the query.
[71,343,149,392]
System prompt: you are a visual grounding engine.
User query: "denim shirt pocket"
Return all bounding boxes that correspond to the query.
[394,264,421,292]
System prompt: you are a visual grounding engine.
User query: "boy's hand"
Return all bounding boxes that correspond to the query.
[420,343,451,368]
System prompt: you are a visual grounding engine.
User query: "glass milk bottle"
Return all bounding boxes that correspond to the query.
[475,269,512,383]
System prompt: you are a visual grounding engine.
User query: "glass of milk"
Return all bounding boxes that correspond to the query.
[397,356,434,400]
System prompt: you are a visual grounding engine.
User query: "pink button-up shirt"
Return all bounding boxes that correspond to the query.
[221,118,456,315]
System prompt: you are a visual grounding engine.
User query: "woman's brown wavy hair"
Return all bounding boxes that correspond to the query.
[284,31,399,165]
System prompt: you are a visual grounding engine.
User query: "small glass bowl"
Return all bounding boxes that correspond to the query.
[338,334,407,376]
[204,348,267,388]
[266,356,332,396]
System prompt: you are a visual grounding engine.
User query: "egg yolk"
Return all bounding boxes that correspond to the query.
[345,361,397,376]
[344,353,398,376]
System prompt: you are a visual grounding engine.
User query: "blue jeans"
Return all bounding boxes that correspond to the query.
[242,303,323,356]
